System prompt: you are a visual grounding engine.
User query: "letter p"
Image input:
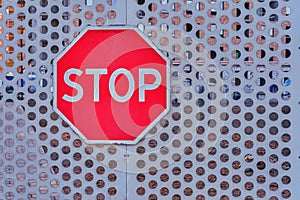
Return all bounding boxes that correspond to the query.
[139,68,162,102]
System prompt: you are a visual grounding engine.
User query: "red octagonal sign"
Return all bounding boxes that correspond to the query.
[54,27,170,144]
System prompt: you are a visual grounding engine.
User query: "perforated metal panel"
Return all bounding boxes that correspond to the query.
[0,0,300,200]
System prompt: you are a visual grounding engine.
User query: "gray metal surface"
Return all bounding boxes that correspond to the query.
[0,0,300,199]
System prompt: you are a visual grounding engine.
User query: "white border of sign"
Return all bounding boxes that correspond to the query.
[53,26,170,145]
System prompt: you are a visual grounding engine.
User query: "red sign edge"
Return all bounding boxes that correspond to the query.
[53,25,170,145]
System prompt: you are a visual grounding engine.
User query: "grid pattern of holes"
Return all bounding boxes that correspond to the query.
[0,0,295,200]
[0,1,127,199]
[127,0,293,199]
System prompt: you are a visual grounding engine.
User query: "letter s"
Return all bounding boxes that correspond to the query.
[63,68,83,102]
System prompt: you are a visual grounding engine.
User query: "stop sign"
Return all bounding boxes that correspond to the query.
[53,27,170,144]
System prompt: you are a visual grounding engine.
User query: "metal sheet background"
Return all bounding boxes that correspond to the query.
[0,0,300,199]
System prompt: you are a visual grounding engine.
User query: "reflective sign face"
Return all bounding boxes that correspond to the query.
[54,27,170,144]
